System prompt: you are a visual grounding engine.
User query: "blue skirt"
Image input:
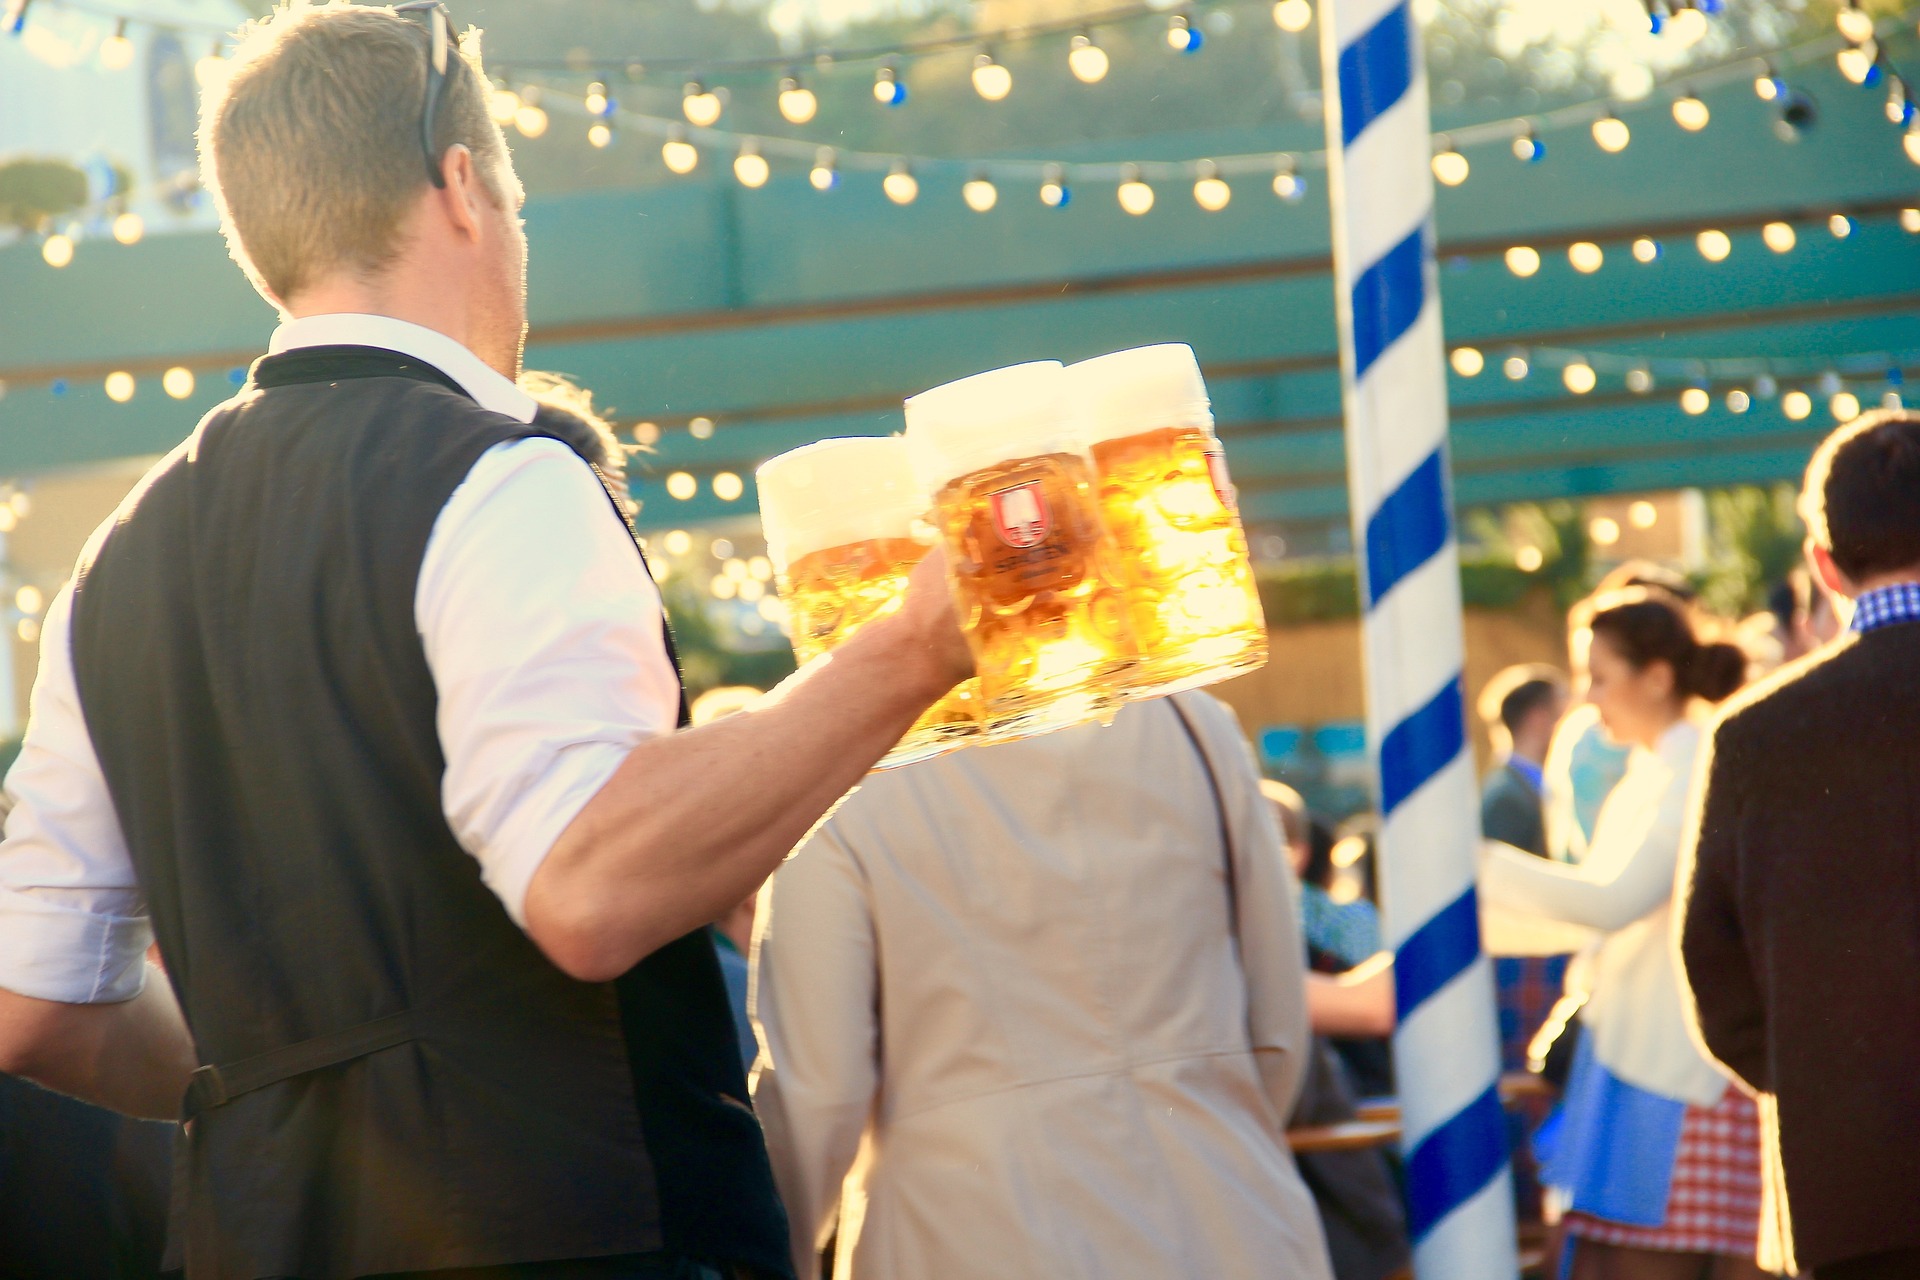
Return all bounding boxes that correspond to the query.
[1533,1032,1688,1227]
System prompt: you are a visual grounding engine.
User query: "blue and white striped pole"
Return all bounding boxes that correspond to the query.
[1319,2,1517,1275]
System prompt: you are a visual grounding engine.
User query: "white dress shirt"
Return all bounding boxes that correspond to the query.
[0,314,681,1004]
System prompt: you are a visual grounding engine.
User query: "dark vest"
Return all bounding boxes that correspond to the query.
[66,349,791,1280]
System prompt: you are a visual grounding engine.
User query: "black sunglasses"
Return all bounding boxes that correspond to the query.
[395,1,453,188]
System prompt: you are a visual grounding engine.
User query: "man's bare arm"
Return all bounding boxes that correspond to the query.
[1305,953,1397,1039]
[0,970,196,1120]
[525,553,972,982]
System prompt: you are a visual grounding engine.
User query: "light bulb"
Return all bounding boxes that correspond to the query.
[1166,15,1202,53]
[1905,125,1920,166]
[713,472,744,502]
[1629,500,1658,529]
[195,45,228,90]
[883,163,918,205]
[1516,545,1544,572]
[1272,165,1305,201]
[1672,94,1709,131]
[163,367,195,399]
[584,82,608,116]
[873,63,906,107]
[1431,145,1469,186]
[1754,72,1781,102]
[15,585,41,616]
[963,176,998,212]
[1902,208,1920,232]
[587,122,612,148]
[111,211,144,245]
[1449,347,1484,377]
[1564,363,1597,394]
[1762,221,1796,253]
[1193,175,1231,211]
[1696,229,1731,262]
[1837,3,1875,43]
[1505,245,1541,277]
[1627,367,1654,393]
[1504,355,1530,380]
[666,472,697,500]
[810,147,839,191]
[1117,169,1154,216]
[1040,165,1070,208]
[971,53,1012,102]
[733,146,769,188]
[1068,34,1108,84]
[1888,82,1910,124]
[1680,387,1710,414]
[1831,391,1861,420]
[105,371,135,403]
[1273,0,1312,33]
[41,233,73,268]
[778,76,817,124]
[1726,389,1751,413]
[682,81,723,127]
[1782,390,1812,420]
[1592,113,1630,153]
[661,132,699,175]
[514,104,549,138]
[1632,236,1661,263]
[1512,131,1545,162]
[1837,44,1875,85]
[100,20,133,70]
[1829,213,1854,237]
[688,417,715,440]
[1667,6,1708,46]
[1568,241,1603,273]
[489,87,521,124]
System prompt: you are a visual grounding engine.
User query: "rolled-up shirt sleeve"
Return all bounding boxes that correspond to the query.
[419,438,681,928]
[0,584,152,1004]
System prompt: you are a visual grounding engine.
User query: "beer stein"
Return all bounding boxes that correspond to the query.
[1064,344,1267,698]
[757,437,980,767]
[903,361,1134,740]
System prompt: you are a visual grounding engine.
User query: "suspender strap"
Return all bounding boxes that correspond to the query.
[1164,691,1242,924]
[184,1010,414,1122]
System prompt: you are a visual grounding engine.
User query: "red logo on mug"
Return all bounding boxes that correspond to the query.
[990,482,1052,548]
[1205,447,1236,509]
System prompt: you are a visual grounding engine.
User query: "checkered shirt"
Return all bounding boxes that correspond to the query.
[1851,581,1920,634]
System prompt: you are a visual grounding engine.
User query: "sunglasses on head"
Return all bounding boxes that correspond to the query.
[394,1,453,188]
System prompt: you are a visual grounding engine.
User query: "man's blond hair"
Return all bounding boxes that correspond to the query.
[199,3,508,305]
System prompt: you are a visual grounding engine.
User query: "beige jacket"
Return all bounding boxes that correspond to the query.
[750,692,1333,1280]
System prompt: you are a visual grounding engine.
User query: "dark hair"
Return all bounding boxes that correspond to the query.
[1579,587,1744,704]
[1801,409,1920,582]
[1304,819,1337,892]
[1477,663,1568,736]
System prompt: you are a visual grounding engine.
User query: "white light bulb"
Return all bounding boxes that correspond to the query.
[1829,214,1854,238]
[1563,363,1597,394]
[810,149,838,191]
[1117,176,1154,216]
[584,83,608,116]
[1837,4,1875,43]
[963,178,998,212]
[1068,35,1109,84]
[1568,241,1603,273]
[1905,128,1920,166]
[194,51,228,90]
[713,472,744,502]
[1431,148,1469,186]
[1449,347,1484,377]
[587,122,612,149]
[1272,169,1304,201]
[1755,74,1780,102]
[1902,208,1920,233]
[1505,245,1540,277]
[1626,368,1654,394]
[1504,355,1530,380]
[666,472,697,500]
[971,55,1012,102]
[778,80,817,124]
[883,166,918,205]
[111,211,144,245]
[1672,95,1709,131]
[873,66,905,106]
[661,137,699,175]
[514,104,549,138]
[489,88,521,124]
[1273,0,1312,33]
[1782,390,1812,420]
[100,29,134,71]
[1193,175,1231,211]
[1632,237,1661,263]
[1762,222,1796,253]
[1592,114,1631,153]
[1726,389,1751,413]
[1837,44,1874,85]
[41,233,73,268]
[682,84,723,127]
[1680,387,1710,414]
[1696,229,1731,262]
[733,149,769,188]
[163,367,195,399]
[1831,391,1861,420]
[1667,7,1708,45]
[104,371,135,403]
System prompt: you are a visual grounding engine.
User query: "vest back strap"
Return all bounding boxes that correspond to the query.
[185,1010,414,1121]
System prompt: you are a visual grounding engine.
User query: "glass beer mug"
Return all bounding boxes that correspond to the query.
[1064,343,1267,698]
[903,361,1135,740]
[756,437,980,767]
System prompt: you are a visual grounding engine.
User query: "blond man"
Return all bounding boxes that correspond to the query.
[0,6,969,1279]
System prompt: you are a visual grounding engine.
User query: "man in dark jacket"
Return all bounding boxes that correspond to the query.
[1678,409,1920,1280]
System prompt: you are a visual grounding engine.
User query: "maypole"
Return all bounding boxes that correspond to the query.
[1317,1,1517,1274]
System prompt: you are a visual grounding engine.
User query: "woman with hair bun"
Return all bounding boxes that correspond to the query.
[1479,587,1766,1280]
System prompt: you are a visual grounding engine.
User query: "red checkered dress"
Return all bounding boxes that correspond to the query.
[1565,1084,1763,1256]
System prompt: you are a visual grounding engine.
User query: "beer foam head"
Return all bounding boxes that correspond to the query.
[756,436,925,566]
[1064,343,1213,446]
[903,361,1072,491]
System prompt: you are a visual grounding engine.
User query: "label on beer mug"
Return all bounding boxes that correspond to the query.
[990,482,1052,549]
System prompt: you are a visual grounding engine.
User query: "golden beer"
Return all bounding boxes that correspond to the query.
[907,363,1134,739]
[757,438,980,768]
[1068,345,1267,698]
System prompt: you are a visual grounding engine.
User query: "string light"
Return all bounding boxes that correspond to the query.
[1754,65,1782,101]
[1671,90,1709,131]
[1905,119,1920,165]
[1431,138,1469,186]
[1272,157,1305,202]
[111,211,143,245]
[1889,80,1911,125]
[1450,347,1485,377]
[688,416,716,440]
[194,40,228,90]
[1831,391,1861,419]
[104,371,135,403]
[587,121,612,148]
[971,51,1012,101]
[1117,165,1154,215]
[1667,6,1709,47]
[1192,160,1231,211]
[1568,241,1603,273]
[4,0,29,37]
[1836,1,1875,45]
[514,87,548,138]
[1512,128,1545,162]
[1563,363,1597,394]
[1632,236,1662,263]
[1504,354,1530,380]
[1166,13,1202,54]
[1696,228,1731,261]
[661,128,698,174]
[489,84,521,124]
[733,141,769,188]
[1837,42,1876,86]
[883,160,918,205]
[682,80,723,127]
[1726,388,1751,412]
[1068,32,1109,84]
[963,172,999,212]
[777,73,818,124]
[1829,213,1853,237]
[1680,386,1710,414]
[1762,220,1796,252]
[809,147,839,190]
[1272,0,1312,33]
[713,472,744,502]
[666,471,697,500]
[1782,390,1813,419]
[873,61,906,107]
[1903,208,1920,233]
[1591,110,1631,153]
[40,233,73,268]
[1627,367,1654,393]
[99,18,132,70]
[1505,245,1540,277]
[162,367,194,399]
[1040,163,1070,208]
[584,81,609,116]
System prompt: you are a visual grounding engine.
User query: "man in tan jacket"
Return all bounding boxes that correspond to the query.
[751,691,1335,1280]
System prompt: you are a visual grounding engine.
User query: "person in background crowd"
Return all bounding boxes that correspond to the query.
[1679,410,1920,1280]
[1479,589,1764,1280]
[1476,664,1573,1226]
[1266,780,1381,971]
[751,693,1334,1280]
[1541,563,1695,865]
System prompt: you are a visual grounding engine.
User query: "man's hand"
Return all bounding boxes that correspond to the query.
[0,968,196,1120]
[898,546,976,693]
